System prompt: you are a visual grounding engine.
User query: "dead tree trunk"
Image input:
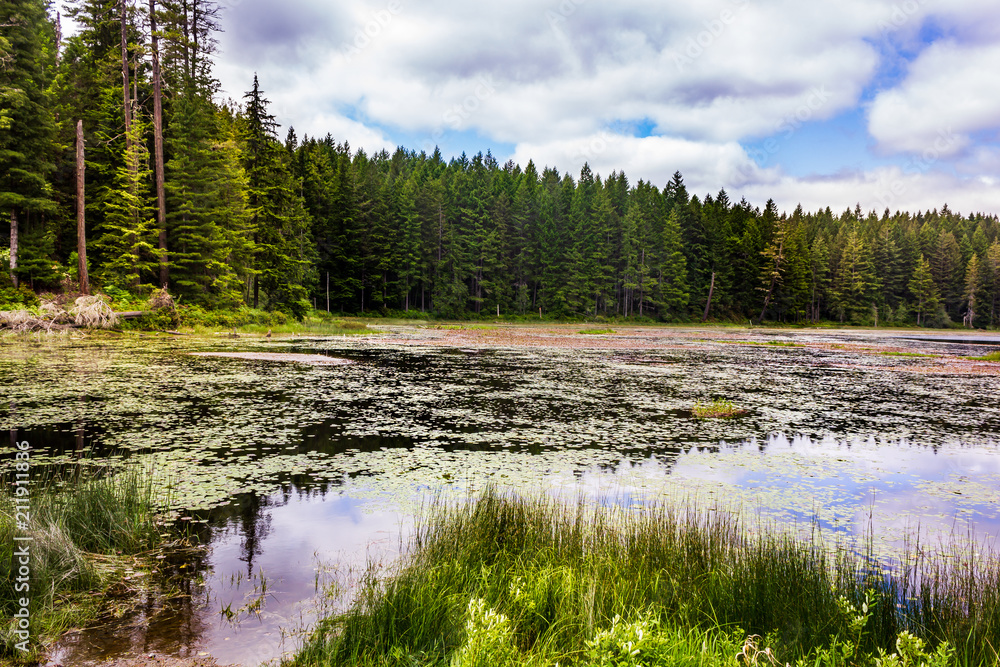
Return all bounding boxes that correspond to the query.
[77,120,90,294]
[702,271,715,321]
[120,0,132,153]
[9,210,18,288]
[149,0,168,287]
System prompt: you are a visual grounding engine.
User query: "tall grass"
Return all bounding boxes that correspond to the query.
[291,490,1000,666]
[0,466,162,659]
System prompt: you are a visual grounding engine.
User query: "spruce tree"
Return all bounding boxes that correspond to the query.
[1,0,57,287]
[241,75,312,317]
[909,255,939,327]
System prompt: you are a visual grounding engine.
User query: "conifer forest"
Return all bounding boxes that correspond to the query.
[3,0,1000,326]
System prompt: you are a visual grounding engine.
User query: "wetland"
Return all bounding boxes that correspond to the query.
[2,324,999,665]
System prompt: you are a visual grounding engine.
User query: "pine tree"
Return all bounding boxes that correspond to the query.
[758,212,787,321]
[982,241,1000,326]
[931,230,963,318]
[808,235,830,323]
[94,111,156,288]
[165,95,248,306]
[240,75,313,317]
[909,255,939,327]
[962,253,981,327]
[655,208,689,317]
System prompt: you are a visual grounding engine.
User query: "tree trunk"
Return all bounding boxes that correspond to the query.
[76,120,90,295]
[55,12,62,64]
[192,0,200,82]
[149,0,168,287]
[120,0,131,153]
[759,275,777,322]
[702,271,715,321]
[181,0,190,82]
[9,209,18,288]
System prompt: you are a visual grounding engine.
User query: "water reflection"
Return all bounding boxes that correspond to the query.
[49,485,407,667]
[566,433,1000,552]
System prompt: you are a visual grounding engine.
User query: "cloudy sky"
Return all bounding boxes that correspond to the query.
[96,0,1000,214]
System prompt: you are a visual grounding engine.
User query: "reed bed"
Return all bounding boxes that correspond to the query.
[0,466,162,659]
[291,490,1000,666]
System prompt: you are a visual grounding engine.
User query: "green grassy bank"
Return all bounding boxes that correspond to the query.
[290,491,1000,667]
[0,466,164,662]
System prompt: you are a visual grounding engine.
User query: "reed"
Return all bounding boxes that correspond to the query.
[0,466,163,659]
[290,490,1000,666]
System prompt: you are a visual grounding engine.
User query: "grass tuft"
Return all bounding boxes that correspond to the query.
[0,466,163,660]
[579,328,616,335]
[966,350,1000,362]
[693,398,748,419]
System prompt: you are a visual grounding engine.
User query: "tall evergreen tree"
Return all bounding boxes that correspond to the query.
[909,255,940,327]
[1,0,58,287]
[240,75,312,317]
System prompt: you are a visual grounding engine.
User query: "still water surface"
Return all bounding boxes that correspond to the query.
[1,328,997,665]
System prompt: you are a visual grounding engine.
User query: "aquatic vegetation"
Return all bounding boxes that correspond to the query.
[967,351,1000,362]
[579,328,616,334]
[2,328,999,663]
[291,490,1000,666]
[693,398,748,418]
[881,351,937,358]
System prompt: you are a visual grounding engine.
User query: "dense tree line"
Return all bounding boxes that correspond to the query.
[3,0,1000,325]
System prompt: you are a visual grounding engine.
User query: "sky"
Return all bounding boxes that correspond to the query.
[67,0,1000,216]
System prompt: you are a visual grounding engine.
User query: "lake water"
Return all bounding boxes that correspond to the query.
[2,326,998,665]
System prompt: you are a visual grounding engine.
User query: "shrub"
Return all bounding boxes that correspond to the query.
[0,285,40,310]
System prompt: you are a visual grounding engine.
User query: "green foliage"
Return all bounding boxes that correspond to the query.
[94,112,158,288]
[100,284,137,308]
[0,284,40,309]
[175,304,289,328]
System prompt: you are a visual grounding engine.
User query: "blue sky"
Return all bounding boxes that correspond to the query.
[128,0,1000,214]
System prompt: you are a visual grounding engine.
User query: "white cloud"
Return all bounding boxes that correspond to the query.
[868,41,1000,155]
[509,133,765,193]
[507,134,1000,216]
[737,167,1000,216]
[216,0,882,144]
[207,0,1000,215]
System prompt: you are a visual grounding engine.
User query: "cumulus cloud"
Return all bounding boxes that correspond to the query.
[216,0,882,143]
[509,133,766,193]
[736,167,1000,216]
[507,134,1000,216]
[203,0,1000,215]
[868,40,1000,156]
